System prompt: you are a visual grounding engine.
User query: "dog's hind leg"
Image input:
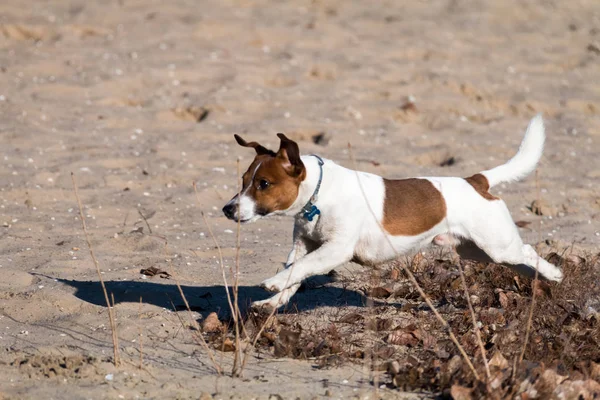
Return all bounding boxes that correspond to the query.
[464,201,563,282]
[521,244,563,281]
[456,240,561,280]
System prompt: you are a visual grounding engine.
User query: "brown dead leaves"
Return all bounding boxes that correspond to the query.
[201,312,223,333]
[139,266,171,279]
[386,325,421,347]
[194,252,600,395]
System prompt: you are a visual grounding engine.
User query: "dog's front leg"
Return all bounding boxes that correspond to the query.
[252,236,307,309]
[261,240,354,293]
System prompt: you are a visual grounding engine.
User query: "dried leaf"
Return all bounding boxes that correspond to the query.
[140,266,171,279]
[171,106,210,123]
[439,156,456,167]
[536,369,568,392]
[386,329,420,347]
[369,286,392,298]
[261,332,276,344]
[278,328,300,346]
[367,318,393,331]
[273,339,289,357]
[338,313,364,324]
[555,379,600,400]
[421,331,437,350]
[515,220,531,228]
[446,355,462,376]
[311,132,330,146]
[400,100,418,113]
[488,351,509,370]
[480,308,506,326]
[202,312,222,333]
[388,360,401,375]
[374,345,395,359]
[590,361,600,381]
[530,199,557,216]
[221,338,235,352]
[566,254,585,266]
[498,291,509,309]
[450,385,472,400]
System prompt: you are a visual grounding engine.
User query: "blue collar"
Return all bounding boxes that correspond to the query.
[300,155,324,221]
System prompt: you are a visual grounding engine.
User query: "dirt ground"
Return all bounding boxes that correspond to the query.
[1,0,599,398]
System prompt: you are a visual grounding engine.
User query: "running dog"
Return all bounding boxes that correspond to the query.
[222,116,563,309]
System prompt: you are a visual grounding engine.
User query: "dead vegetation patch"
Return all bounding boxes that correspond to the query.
[203,250,600,397]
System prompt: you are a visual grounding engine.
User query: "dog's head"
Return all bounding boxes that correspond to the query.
[222,133,306,223]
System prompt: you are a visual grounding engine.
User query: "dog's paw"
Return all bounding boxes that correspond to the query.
[260,277,285,293]
[250,298,277,313]
[546,268,564,283]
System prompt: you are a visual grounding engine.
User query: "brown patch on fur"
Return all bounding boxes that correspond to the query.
[382,179,446,236]
[465,173,499,200]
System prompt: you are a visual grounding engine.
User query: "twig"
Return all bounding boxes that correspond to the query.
[240,237,302,375]
[193,182,249,377]
[519,170,542,363]
[232,159,243,376]
[71,173,121,367]
[346,144,480,381]
[163,242,222,374]
[137,208,153,234]
[193,183,237,324]
[138,296,143,370]
[458,262,491,381]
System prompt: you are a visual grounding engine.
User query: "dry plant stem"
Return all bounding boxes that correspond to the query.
[193,183,237,324]
[458,262,491,381]
[232,159,243,377]
[168,297,222,375]
[137,208,153,234]
[192,182,248,376]
[346,145,480,381]
[519,170,542,363]
[138,297,143,370]
[164,242,223,375]
[365,295,377,394]
[239,240,302,374]
[71,173,121,367]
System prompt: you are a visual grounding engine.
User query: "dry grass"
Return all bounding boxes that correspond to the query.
[71,173,120,367]
[203,250,599,397]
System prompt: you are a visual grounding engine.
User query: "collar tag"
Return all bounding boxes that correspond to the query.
[300,155,325,221]
[303,204,320,222]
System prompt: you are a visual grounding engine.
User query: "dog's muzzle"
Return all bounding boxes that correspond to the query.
[222,203,236,220]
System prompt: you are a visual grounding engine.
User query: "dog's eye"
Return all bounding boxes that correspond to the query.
[258,179,270,190]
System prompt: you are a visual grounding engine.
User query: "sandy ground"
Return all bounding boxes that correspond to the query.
[1,0,599,398]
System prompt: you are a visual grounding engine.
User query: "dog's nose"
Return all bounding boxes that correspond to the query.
[222,203,235,219]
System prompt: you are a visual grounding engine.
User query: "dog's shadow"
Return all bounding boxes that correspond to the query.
[50,275,366,319]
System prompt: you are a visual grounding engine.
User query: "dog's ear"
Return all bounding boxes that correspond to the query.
[234,134,276,156]
[276,133,305,178]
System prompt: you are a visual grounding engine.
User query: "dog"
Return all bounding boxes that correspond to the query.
[222,115,563,309]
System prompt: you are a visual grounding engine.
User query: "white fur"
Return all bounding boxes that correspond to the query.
[224,162,261,223]
[482,114,545,188]
[250,117,563,309]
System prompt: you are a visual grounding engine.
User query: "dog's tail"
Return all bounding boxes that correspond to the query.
[481,115,545,188]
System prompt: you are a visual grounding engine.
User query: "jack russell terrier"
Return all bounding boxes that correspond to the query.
[222,115,563,309]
